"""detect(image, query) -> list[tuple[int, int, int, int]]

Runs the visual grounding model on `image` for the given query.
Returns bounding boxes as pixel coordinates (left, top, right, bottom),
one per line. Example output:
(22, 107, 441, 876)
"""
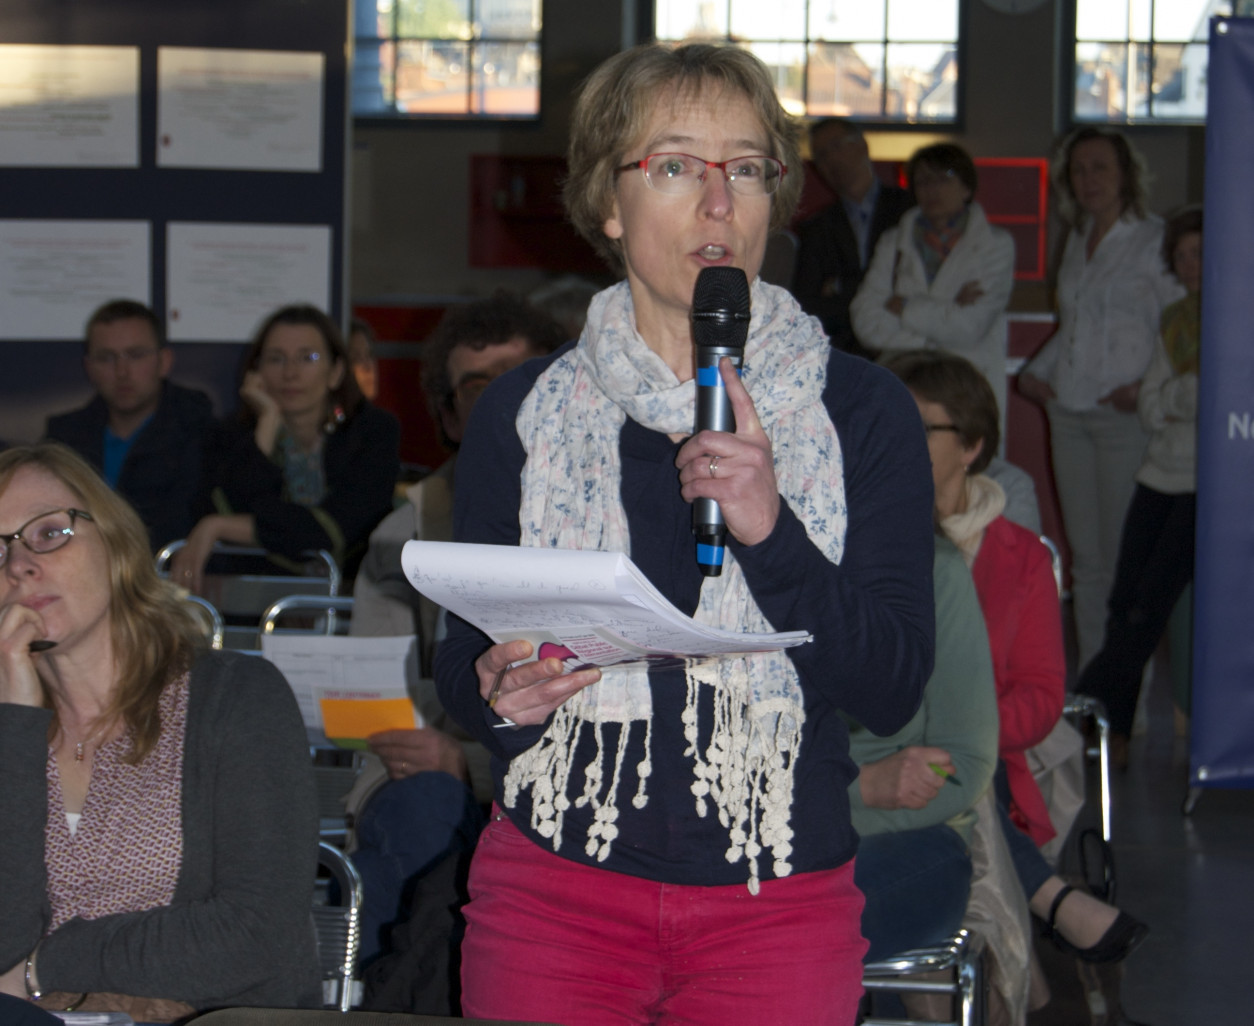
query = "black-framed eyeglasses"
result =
(614, 152, 787, 197)
(0, 508, 94, 569)
(925, 423, 961, 435)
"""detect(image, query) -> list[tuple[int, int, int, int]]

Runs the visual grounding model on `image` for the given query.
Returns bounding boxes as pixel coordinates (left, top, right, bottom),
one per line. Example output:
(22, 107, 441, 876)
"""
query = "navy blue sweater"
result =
(434, 344, 934, 886)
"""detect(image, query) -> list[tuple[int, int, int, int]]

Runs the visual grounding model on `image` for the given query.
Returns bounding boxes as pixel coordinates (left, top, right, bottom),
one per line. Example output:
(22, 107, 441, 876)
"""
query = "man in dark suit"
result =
(792, 118, 914, 356)
(45, 299, 213, 552)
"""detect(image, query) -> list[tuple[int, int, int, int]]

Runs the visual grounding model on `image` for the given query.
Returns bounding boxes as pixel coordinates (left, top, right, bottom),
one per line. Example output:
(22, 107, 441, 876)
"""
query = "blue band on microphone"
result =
(696, 542, 725, 566)
(696, 365, 723, 387)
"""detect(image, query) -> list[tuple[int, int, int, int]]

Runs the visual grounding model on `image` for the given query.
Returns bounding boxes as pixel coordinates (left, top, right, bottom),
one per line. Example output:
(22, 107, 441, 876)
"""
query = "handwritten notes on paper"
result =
(401, 541, 811, 670)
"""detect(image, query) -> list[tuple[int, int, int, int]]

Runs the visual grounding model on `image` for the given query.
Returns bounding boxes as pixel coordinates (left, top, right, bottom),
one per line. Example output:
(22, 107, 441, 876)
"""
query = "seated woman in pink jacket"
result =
(886, 350, 1149, 966)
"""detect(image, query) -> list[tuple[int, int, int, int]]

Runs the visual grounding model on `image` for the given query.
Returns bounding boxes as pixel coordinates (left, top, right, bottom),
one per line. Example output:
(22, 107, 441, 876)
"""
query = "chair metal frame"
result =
(156, 541, 341, 650)
(260, 595, 363, 842)
(259, 593, 356, 641)
(183, 593, 225, 650)
(860, 928, 986, 1026)
(314, 839, 363, 1012)
(156, 541, 341, 593)
(1040, 534, 1112, 842)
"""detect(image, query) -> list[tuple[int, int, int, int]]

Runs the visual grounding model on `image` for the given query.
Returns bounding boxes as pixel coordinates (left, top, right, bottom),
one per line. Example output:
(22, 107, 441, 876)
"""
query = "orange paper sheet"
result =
(319, 696, 416, 745)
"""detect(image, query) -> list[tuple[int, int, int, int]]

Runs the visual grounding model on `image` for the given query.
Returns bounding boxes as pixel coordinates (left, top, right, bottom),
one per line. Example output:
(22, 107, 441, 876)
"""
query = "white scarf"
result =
(505, 279, 845, 893)
(940, 474, 1006, 567)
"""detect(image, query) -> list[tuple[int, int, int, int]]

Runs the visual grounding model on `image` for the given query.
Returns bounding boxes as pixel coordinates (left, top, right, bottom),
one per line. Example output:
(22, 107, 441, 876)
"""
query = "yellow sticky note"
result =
(319, 697, 416, 745)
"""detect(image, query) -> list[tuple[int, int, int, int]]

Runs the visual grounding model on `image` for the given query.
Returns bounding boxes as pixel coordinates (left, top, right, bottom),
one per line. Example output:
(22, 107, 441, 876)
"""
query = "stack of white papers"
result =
(401, 541, 811, 669)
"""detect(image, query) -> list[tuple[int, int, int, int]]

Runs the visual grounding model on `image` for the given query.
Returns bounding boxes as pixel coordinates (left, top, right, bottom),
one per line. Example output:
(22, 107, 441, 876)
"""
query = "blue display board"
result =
(0, 0, 349, 437)
(1190, 16, 1254, 792)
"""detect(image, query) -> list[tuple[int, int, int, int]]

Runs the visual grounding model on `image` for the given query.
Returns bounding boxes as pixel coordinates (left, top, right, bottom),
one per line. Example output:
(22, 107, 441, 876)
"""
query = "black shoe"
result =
(1044, 884, 1149, 964)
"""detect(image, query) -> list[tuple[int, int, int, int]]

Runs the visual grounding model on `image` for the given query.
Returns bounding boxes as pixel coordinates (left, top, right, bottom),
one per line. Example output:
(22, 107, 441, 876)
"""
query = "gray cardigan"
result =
(0, 650, 321, 1010)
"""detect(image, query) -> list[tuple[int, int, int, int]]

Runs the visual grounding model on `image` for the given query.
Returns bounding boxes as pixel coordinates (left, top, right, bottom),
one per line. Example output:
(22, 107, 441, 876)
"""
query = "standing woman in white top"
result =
(1019, 128, 1184, 671)
(850, 143, 1015, 422)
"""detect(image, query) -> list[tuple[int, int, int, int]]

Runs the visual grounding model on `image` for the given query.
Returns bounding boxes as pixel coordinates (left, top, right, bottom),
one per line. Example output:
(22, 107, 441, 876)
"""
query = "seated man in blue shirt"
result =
(44, 299, 212, 552)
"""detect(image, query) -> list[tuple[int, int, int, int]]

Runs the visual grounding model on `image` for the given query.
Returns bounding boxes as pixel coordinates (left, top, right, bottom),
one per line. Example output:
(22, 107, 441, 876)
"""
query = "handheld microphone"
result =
(691, 266, 750, 577)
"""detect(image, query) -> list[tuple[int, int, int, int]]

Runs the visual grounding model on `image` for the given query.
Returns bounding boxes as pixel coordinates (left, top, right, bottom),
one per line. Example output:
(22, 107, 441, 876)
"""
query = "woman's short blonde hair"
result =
(563, 43, 803, 274)
(1051, 126, 1150, 229)
(0, 444, 203, 762)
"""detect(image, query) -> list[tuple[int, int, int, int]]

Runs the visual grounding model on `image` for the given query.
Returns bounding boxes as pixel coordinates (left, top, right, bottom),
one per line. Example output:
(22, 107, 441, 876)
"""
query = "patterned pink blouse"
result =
(44, 674, 190, 932)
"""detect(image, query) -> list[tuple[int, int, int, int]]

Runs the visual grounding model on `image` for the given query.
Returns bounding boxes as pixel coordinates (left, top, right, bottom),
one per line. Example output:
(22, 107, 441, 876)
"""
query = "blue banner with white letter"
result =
(1191, 17, 1254, 790)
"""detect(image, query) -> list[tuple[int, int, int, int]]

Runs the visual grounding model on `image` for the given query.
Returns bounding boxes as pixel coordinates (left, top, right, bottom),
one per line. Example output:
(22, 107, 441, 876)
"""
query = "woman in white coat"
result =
(1018, 128, 1184, 672)
(850, 143, 1015, 421)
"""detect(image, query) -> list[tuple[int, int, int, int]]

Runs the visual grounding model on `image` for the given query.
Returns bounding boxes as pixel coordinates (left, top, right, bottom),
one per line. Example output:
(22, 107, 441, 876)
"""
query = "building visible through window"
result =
(654, 0, 960, 123)
(354, 0, 541, 118)
(1071, 0, 1232, 124)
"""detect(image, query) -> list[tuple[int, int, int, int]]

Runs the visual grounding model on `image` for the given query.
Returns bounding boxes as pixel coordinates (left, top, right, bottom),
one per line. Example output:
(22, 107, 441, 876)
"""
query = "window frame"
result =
(644, 0, 968, 130)
(1061, 0, 1230, 127)
(352, 0, 545, 123)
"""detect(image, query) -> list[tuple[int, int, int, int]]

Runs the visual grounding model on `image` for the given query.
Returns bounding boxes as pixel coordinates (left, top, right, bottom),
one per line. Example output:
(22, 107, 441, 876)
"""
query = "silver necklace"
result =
(66, 719, 110, 762)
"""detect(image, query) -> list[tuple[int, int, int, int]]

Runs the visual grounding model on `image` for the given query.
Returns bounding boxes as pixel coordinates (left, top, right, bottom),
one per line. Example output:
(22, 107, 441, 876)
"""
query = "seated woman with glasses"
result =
(0, 443, 319, 1021)
(885, 350, 1149, 966)
(433, 43, 934, 1026)
(171, 305, 400, 592)
(851, 143, 1015, 421)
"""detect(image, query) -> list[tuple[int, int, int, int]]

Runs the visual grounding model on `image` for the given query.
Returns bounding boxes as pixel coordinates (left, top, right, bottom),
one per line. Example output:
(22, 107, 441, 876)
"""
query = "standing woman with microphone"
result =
(433, 43, 935, 1026)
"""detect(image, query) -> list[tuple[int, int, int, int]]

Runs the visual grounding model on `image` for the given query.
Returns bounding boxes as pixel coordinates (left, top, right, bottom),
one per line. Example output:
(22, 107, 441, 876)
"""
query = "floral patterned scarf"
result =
(503, 278, 845, 892)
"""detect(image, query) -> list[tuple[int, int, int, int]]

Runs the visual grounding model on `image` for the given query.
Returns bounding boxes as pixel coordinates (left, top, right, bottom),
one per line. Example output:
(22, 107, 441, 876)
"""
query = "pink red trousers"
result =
(460, 812, 868, 1026)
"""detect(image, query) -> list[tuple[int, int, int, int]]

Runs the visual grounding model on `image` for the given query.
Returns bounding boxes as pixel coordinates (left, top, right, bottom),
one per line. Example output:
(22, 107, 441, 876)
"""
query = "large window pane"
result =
(806, 42, 884, 116)
(479, 0, 540, 38)
(398, 0, 472, 39)
(886, 0, 957, 45)
(656, 0, 728, 40)
(353, 0, 541, 118)
(473, 41, 540, 115)
(1076, 3, 1132, 41)
(1072, 0, 1230, 124)
(396, 40, 470, 113)
(353, 38, 392, 112)
(809, 1, 886, 44)
(655, 0, 959, 123)
(1156, 1, 1229, 42)
(1073, 42, 1129, 121)
(738, 41, 808, 115)
(731, 0, 807, 41)
(885, 43, 955, 121)
(1150, 42, 1209, 119)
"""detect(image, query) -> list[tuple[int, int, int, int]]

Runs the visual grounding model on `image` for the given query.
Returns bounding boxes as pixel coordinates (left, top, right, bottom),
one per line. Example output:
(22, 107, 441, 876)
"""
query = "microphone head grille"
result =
(692, 267, 751, 349)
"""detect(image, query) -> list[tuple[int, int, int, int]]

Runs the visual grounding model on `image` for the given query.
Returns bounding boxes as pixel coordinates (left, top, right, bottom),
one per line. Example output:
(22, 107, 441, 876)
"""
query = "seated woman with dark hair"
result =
(171, 304, 400, 592)
(886, 349, 1149, 966)
(0, 443, 319, 1021)
(851, 533, 999, 962)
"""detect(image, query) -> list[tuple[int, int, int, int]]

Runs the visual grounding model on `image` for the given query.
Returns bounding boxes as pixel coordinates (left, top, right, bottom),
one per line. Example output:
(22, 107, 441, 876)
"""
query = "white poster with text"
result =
(0, 45, 140, 167)
(156, 47, 324, 172)
(166, 221, 331, 341)
(0, 220, 150, 339)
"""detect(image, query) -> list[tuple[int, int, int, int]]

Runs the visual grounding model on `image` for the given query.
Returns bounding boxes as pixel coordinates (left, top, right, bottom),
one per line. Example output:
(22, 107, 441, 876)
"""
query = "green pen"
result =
(929, 762, 962, 786)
